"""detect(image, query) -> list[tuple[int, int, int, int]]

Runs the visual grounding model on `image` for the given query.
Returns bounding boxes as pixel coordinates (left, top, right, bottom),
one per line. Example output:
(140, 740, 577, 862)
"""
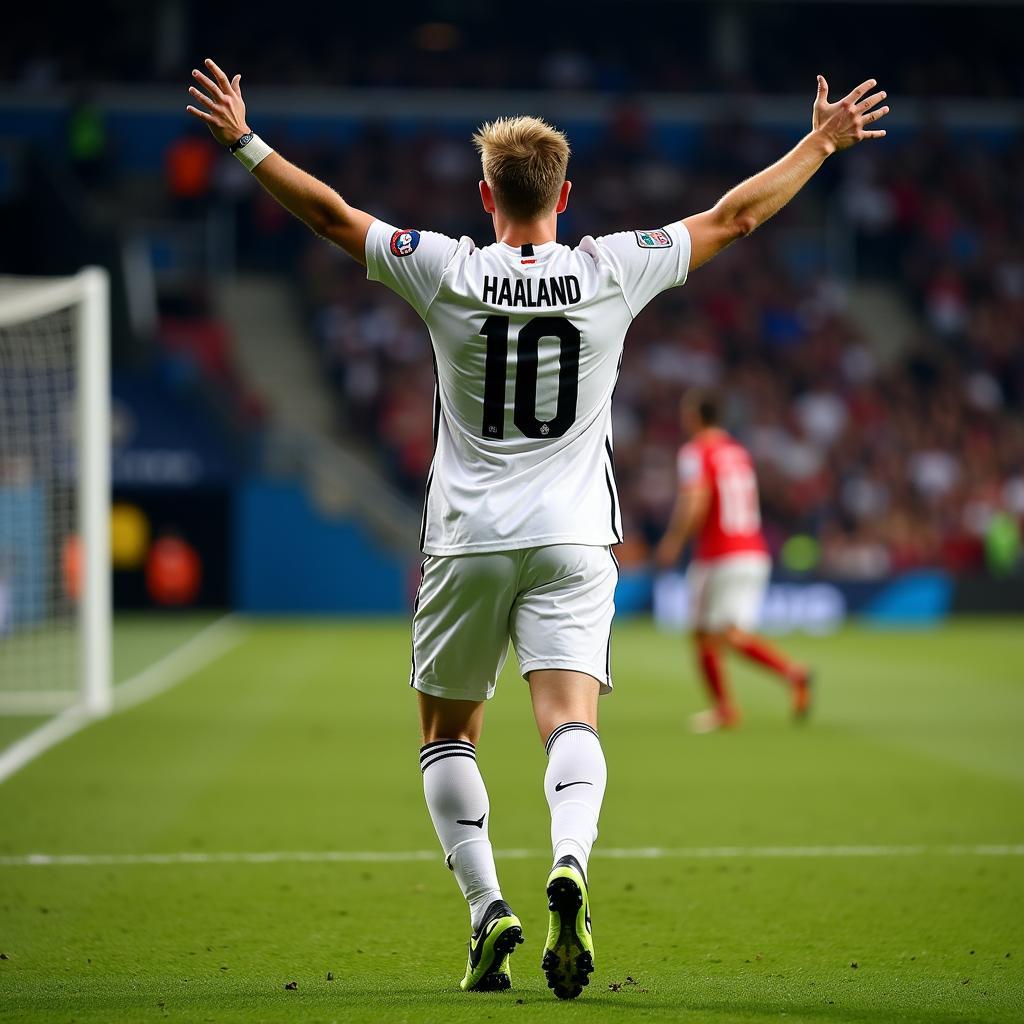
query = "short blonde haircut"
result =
(472, 116, 571, 221)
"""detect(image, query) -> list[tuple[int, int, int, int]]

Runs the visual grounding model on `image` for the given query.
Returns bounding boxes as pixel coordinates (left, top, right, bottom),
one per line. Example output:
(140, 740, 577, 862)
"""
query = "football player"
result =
(656, 390, 813, 732)
(187, 60, 886, 996)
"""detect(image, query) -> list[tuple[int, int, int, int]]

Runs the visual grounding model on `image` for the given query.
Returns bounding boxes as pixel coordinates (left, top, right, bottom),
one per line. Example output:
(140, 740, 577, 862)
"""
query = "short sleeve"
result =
(365, 220, 460, 319)
(677, 444, 706, 488)
(592, 222, 691, 317)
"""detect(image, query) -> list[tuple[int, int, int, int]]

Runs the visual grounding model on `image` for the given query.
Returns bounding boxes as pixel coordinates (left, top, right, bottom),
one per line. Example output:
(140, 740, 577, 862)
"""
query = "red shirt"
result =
(678, 431, 768, 561)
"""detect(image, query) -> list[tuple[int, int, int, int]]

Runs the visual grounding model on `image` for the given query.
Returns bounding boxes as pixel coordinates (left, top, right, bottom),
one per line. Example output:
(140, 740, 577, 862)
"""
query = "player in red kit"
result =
(655, 391, 812, 732)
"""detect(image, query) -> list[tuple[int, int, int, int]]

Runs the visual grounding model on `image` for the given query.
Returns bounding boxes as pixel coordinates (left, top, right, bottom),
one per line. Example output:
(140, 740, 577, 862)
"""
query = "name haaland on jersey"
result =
(366, 219, 692, 556)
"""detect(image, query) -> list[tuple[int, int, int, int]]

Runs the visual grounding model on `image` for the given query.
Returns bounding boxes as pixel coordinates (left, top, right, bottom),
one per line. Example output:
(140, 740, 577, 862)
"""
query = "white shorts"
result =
(411, 544, 618, 702)
(687, 552, 771, 632)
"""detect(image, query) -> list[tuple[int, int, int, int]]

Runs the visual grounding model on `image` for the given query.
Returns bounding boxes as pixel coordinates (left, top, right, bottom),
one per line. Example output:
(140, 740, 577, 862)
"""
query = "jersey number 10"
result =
(479, 315, 580, 440)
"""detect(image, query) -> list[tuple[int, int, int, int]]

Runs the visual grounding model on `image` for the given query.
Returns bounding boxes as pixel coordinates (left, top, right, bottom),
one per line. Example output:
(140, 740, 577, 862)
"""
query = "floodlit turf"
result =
(0, 616, 1022, 1023)
(0, 614, 220, 751)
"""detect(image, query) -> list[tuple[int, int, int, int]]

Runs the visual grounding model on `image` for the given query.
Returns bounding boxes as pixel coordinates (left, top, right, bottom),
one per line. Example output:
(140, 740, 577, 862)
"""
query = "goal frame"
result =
(0, 267, 111, 717)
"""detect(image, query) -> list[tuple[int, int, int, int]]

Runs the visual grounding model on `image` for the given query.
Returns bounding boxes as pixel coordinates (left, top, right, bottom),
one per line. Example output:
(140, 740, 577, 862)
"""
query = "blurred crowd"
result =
(4, 2, 1023, 100)
(271, 116, 1024, 578)
(9, 0, 1023, 581)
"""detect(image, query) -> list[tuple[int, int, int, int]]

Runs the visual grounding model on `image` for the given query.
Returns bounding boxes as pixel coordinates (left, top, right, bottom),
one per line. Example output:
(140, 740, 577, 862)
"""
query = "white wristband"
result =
(231, 133, 273, 172)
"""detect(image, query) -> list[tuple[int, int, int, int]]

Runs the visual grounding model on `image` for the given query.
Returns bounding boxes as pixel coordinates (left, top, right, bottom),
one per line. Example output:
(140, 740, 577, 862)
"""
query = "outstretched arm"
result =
(186, 59, 373, 265)
(682, 76, 889, 271)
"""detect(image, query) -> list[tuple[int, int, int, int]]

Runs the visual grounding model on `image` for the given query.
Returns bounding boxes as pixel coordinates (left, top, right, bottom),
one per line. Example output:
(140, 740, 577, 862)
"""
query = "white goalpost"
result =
(0, 268, 111, 720)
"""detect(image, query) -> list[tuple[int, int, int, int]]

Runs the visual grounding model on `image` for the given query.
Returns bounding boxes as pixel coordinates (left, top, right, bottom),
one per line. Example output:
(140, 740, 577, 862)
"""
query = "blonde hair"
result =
(472, 115, 571, 221)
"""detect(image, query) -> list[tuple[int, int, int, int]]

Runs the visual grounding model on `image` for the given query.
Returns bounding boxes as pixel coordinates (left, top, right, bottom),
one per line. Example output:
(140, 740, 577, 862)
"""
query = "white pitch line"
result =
(0, 707, 94, 788)
(113, 615, 245, 712)
(0, 616, 246, 785)
(1, 844, 1022, 868)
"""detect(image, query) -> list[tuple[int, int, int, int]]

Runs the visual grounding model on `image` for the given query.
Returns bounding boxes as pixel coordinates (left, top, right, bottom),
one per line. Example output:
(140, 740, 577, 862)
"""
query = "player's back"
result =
(424, 238, 630, 555)
(366, 221, 691, 555)
(680, 431, 768, 561)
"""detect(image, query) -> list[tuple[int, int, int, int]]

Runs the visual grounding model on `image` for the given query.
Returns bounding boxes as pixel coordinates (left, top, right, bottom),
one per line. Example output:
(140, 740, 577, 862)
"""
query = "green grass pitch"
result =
(0, 615, 1022, 1023)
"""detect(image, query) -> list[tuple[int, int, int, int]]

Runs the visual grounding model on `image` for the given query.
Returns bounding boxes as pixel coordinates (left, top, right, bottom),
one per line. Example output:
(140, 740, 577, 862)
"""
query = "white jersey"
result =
(365, 220, 691, 555)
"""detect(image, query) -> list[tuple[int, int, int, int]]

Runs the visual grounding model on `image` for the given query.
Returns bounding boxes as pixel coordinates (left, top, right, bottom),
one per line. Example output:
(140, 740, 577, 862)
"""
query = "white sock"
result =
(544, 722, 607, 877)
(420, 739, 502, 928)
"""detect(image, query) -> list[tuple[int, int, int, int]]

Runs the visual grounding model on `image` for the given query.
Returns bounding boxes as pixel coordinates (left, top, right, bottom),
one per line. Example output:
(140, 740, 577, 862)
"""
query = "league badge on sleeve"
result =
(635, 228, 673, 249)
(390, 229, 421, 257)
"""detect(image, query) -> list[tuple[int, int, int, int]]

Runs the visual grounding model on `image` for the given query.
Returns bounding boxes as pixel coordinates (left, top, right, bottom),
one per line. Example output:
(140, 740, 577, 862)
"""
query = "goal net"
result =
(0, 269, 111, 718)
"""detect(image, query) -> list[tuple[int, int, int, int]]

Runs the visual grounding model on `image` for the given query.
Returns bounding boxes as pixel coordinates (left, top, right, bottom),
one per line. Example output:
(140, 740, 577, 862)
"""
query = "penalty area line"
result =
(113, 615, 245, 713)
(1, 844, 1022, 868)
(0, 616, 246, 786)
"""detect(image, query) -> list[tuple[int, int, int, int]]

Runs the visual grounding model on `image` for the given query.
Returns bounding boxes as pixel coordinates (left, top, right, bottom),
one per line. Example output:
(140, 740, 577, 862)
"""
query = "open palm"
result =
(186, 58, 250, 147)
(812, 75, 889, 151)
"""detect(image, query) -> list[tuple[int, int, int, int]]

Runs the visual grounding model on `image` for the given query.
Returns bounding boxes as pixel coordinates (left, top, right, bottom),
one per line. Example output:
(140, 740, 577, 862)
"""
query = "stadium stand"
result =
(2, 3, 1023, 98)
(1, 4, 1021, 585)
(275, 120, 1024, 577)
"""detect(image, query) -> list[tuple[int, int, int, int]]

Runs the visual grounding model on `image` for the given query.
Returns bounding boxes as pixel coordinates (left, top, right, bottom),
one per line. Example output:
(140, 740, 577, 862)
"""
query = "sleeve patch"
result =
(635, 228, 673, 249)
(389, 229, 421, 257)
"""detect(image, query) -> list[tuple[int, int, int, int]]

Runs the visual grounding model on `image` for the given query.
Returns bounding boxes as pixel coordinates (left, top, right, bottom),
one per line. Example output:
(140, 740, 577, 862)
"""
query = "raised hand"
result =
(812, 76, 889, 151)
(185, 58, 250, 147)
